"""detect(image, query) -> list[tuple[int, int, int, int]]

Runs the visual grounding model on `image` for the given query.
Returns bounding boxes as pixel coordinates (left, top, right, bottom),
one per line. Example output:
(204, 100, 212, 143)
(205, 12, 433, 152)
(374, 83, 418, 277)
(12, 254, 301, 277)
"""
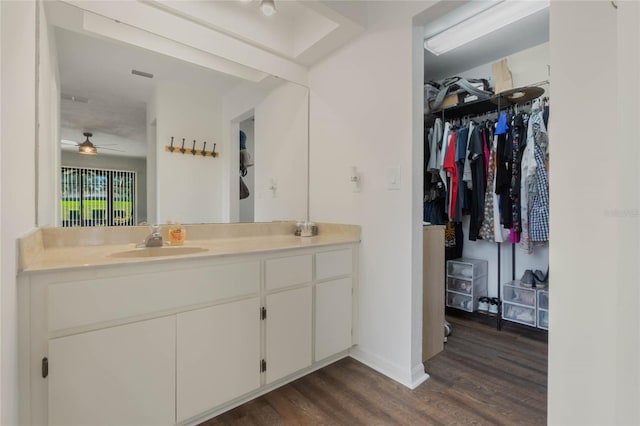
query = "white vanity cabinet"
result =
(19, 244, 358, 426)
(48, 316, 176, 426)
(265, 287, 313, 383)
(176, 297, 261, 423)
(264, 255, 313, 383)
(314, 249, 353, 361)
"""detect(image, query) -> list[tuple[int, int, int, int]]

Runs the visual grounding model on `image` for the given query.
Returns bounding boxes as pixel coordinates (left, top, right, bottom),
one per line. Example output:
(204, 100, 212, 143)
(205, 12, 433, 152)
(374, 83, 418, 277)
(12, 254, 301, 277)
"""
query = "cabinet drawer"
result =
(447, 258, 488, 279)
(538, 290, 549, 310)
(537, 309, 549, 330)
(265, 254, 312, 290)
(503, 303, 536, 327)
(315, 249, 352, 280)
(48, 261, 260, 332)
(446, 292, 473, 312)
(503, 282, 536, 307)
(446, 277, 473, 295)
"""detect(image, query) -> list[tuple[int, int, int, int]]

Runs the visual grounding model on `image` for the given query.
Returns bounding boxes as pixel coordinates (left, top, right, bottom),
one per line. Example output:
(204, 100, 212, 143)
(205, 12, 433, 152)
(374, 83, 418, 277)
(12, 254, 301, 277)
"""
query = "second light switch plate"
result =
(386, 166, 401, 190)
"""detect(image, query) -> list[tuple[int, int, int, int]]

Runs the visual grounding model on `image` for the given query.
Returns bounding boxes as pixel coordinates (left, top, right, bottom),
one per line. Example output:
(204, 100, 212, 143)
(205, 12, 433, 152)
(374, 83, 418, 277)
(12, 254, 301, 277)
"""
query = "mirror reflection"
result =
(47, 7, 309, 227)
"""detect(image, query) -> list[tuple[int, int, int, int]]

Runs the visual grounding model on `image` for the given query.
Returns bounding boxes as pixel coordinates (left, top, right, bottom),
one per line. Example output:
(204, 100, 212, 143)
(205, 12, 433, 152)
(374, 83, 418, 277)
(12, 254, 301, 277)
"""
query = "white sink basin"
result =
(109, 246, 208, 258)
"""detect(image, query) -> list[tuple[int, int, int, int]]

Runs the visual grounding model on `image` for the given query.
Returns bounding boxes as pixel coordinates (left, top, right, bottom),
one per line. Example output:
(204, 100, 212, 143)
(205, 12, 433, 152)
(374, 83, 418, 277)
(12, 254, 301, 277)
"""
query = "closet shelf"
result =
(426, 85, 547, 120)
(426, 98, 497, 119)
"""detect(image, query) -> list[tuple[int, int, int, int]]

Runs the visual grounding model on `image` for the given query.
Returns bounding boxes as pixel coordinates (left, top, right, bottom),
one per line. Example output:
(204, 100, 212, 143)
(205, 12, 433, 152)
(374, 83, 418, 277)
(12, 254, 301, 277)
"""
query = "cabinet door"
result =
(48, 316, 175, 426)
(315, 278, 352, 361)
(176, 297, 260, 422)
(265, 287, 312, 384)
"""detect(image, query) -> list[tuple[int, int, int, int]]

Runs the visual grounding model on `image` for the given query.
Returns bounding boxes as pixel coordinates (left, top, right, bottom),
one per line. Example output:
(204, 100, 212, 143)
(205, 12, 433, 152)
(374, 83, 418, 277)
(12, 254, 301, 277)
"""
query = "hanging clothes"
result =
(443, 131, 458, 220)
(479, 125, 497, 242)
(423, 119, 447, 225)
(444, 220, 464, 260)
(438, 122, 451, 191)
(454, 126, 470, 221)
(494, 112, 511, 230)
(520, 103, 545, 252)
(468, 124, 486, 241)
(508, 113, 527, 243)
(462, 121, 475, 189)
(427, 118, 443, 173)
(529, 140, 550, 241)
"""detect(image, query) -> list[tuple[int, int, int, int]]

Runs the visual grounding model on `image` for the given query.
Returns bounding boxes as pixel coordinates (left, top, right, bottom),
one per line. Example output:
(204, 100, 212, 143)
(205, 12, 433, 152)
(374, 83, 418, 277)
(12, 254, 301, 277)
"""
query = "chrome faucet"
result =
(143, 225, 164, 247)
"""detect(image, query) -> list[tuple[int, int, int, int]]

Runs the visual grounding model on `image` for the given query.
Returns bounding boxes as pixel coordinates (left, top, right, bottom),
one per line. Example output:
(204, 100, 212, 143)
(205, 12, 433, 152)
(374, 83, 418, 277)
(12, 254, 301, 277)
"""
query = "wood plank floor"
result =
(202, 316, 548, 425)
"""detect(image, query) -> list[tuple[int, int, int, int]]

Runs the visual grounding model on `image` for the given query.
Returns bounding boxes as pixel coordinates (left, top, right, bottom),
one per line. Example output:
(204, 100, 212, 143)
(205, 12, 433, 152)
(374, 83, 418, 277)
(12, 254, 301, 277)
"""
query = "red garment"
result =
(443, 131, 458, 220)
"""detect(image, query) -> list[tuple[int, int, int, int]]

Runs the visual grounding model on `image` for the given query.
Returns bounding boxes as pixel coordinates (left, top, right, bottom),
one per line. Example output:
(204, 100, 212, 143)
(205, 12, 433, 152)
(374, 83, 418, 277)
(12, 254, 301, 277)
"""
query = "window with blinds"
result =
(61, 166, 137, 227)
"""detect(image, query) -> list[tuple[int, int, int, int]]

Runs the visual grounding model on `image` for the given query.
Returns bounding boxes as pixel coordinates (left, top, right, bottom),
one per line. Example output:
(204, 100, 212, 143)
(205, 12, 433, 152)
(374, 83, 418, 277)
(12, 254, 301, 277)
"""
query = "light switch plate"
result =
(386, 166, 401, 190)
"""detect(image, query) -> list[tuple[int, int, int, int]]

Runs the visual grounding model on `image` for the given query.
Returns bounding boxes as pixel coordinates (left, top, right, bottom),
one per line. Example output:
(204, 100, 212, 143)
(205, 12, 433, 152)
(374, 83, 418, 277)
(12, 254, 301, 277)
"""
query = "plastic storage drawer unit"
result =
(537, 289, 549, 330)
(446, 258, 488, 313)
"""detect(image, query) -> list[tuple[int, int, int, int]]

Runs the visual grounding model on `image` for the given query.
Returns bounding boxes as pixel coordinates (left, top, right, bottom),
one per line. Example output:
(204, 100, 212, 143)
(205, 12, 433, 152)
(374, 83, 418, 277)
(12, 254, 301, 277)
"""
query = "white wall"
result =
(455, 42, 550, 90)
(1, 2, 37, 425)
(147, 90, 158, 224)
(155, 80, 223, 224)
(253, 83, 308, 223)
(309, 1, 434, 388)
(221, 81, 309, 224)
(239, 119, 255, 223)
(221, 83, 267, 223)
(548, 1, 639, 425)
(614, 2, 640, 422)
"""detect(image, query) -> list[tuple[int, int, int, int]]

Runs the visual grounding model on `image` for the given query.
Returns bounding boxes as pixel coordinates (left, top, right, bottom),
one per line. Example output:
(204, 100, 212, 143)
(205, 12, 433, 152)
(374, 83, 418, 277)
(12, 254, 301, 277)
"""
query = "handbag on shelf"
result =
(425, 76, 493, 112)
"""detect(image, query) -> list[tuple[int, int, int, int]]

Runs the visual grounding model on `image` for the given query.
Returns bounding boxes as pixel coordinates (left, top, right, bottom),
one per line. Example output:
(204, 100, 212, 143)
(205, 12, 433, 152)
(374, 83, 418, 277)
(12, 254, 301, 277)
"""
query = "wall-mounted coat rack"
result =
(165, 137, 218, 158)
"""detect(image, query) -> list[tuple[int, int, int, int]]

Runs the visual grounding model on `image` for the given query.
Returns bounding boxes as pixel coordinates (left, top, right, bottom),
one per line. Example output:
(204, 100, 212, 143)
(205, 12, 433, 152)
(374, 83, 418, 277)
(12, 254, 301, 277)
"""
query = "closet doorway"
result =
(421, 0, 551, 387)
(239, 116, 255, 223)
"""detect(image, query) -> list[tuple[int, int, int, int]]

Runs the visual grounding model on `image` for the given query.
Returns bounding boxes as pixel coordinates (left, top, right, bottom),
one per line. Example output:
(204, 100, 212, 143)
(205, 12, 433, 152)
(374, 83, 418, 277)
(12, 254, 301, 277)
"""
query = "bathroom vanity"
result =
(18, 223, 360, 426)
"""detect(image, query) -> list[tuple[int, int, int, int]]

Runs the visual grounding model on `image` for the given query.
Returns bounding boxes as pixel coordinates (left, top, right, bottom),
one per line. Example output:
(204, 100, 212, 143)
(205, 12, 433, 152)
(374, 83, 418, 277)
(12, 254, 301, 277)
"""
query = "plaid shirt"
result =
(529, 143, 549, 242)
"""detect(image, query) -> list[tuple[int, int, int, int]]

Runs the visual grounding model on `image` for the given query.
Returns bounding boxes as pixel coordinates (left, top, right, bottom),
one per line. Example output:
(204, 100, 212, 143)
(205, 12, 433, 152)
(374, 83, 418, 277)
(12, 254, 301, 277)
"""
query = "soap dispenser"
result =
(168, 220, 186, 246)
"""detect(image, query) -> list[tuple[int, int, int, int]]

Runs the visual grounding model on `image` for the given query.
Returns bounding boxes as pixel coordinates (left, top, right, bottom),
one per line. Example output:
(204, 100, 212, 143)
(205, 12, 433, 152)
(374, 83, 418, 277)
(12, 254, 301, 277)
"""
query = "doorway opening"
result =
(239, 116, 255, 222)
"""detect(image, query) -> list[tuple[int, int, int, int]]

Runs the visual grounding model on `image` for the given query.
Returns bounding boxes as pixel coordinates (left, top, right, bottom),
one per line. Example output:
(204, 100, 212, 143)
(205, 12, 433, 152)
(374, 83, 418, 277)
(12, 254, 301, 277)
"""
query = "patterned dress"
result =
(479, 135, 497, 242)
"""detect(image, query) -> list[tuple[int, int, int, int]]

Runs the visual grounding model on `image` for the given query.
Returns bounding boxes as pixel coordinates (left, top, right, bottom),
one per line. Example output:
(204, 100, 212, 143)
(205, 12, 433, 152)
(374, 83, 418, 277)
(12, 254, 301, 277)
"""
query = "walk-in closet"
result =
(421, 1, 550, 358)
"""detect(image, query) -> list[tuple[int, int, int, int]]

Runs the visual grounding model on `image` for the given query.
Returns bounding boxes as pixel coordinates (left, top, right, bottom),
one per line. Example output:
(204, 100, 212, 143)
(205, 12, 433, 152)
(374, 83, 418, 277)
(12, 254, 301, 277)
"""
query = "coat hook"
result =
(201, 141, 207, 156)
(611, 1, 618, 9)
(212, 143, 217, 157)
(180, 138, 186, 154)
(169, 136, 175, 152)
(192, 139, 197, 155)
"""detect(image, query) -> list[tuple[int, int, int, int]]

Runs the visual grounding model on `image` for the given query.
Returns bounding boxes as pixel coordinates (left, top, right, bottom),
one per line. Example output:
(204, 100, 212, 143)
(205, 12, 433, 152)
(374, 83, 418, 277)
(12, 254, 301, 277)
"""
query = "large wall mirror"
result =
(39, 0, 309, 227)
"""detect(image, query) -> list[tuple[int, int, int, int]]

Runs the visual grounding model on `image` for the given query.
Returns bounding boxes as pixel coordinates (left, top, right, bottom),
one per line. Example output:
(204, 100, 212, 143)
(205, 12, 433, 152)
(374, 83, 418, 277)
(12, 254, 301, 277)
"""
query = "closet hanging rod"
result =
(445, 100, 539, 123)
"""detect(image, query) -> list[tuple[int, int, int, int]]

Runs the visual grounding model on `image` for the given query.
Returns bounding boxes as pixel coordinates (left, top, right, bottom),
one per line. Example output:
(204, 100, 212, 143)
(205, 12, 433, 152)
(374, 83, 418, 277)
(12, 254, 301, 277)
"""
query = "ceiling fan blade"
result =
(98, 146, 127, 153)
(61, 141, 79, 146)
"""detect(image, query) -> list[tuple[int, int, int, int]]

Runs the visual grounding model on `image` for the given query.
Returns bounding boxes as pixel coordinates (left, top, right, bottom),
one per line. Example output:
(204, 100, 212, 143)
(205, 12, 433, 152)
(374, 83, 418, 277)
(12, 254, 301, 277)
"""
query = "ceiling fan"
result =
(61, 132, 125, 155)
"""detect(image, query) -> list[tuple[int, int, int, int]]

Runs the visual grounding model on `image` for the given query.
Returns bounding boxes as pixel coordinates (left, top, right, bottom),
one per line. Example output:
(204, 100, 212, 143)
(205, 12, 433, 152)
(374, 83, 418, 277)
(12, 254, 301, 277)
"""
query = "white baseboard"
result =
(349, 346, 429, 389)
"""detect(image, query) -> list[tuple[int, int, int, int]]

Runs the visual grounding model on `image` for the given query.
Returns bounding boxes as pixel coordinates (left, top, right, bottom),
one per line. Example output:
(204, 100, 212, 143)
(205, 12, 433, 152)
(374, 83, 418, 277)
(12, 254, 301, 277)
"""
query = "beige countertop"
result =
(19, 222, 360, 274)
